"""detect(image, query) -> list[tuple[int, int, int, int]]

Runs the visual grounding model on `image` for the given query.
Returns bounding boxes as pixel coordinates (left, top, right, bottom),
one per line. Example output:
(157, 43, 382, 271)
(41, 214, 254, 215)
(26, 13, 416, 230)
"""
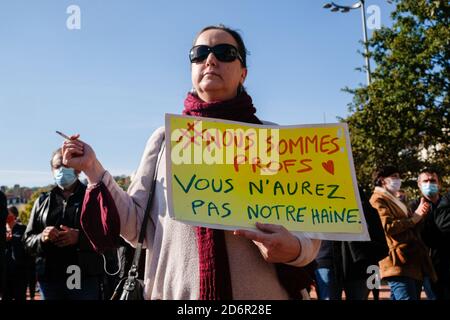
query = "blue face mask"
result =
(420, 183, 439, 197)
(53, 167, 77, 189)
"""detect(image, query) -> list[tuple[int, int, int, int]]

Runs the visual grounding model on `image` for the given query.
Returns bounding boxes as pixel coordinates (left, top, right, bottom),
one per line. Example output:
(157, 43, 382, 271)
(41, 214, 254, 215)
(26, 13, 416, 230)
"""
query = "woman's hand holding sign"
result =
(234, 222, 301, 263)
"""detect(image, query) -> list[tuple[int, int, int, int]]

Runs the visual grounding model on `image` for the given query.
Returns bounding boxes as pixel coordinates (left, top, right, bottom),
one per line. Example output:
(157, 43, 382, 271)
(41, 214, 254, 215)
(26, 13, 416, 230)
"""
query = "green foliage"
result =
(114, 175, 131, 191)
(18, 206, 29, 225)
(343, 0, 449, 193)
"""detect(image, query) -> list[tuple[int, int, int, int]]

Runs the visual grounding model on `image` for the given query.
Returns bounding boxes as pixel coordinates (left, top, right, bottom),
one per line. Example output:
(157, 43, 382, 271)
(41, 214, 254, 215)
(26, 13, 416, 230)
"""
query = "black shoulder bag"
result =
(111, 141, 165, 300)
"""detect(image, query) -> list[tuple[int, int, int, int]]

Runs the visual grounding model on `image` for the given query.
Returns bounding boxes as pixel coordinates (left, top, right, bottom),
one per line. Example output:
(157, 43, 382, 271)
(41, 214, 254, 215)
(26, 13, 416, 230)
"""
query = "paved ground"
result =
(308, 284, 428, 300)
(27, 284, 428, 300)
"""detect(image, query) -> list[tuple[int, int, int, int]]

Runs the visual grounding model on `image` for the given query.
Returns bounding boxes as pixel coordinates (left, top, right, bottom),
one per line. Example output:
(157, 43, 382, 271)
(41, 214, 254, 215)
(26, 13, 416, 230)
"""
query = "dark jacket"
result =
(6, 223, 27, 274)
(315, 188, 388, 282)
(0, 191, 7, 296)
(411, 192, 450, 298)
(23, 181, 103, 280)
(340, 189, 388, 281)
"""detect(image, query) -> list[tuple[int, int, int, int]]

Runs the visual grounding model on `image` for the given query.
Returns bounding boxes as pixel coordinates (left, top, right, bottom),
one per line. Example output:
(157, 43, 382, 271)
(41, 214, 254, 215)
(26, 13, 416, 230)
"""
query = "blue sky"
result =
(0, 0, 395, 188)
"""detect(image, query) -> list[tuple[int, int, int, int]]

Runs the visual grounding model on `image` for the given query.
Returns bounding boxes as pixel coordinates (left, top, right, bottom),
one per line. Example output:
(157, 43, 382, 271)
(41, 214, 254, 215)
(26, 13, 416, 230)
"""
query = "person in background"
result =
(314, 188, 388, 300)
(4, 206, 27, 300)
(370, 165, 436, 300)
(0, 191, 9, 299)
(23, 148, 104, 300)
(6, 206, 38, 300)
(410, 168, 450, 299)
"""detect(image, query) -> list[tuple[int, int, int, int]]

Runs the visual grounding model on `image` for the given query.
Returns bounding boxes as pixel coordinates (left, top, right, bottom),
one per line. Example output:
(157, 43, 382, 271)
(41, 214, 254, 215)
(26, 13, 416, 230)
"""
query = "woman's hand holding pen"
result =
(60, 133, 106, 185)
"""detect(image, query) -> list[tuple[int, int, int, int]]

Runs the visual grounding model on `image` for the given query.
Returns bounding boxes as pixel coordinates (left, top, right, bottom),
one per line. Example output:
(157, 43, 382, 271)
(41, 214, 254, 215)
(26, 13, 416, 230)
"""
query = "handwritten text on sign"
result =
(165, 114, 369, 241)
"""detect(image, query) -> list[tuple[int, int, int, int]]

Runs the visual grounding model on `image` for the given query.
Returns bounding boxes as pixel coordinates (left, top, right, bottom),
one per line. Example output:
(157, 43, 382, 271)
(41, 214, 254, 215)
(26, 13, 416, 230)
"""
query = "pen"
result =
(56, 130, 71, 140)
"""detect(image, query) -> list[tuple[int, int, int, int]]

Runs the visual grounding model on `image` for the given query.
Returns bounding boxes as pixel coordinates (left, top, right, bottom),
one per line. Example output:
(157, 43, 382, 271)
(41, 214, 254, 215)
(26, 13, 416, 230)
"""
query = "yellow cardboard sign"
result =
(165, 114, 369, 241)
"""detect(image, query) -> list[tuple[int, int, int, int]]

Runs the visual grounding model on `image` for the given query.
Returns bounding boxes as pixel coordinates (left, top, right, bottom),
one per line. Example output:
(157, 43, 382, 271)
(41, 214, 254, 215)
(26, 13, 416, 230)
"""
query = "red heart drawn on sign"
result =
(322, 160, 335, 175)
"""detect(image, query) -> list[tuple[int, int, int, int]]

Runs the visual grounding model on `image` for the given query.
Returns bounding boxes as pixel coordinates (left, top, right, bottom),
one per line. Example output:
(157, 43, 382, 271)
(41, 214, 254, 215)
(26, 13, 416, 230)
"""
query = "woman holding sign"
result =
(61, 25, 321, 299)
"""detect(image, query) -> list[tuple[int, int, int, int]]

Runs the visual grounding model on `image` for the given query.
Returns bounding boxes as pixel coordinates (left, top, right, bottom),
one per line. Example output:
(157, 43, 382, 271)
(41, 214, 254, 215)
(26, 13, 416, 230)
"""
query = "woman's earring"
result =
(237, 84, 244, 95)
(190, 88, 197, 95)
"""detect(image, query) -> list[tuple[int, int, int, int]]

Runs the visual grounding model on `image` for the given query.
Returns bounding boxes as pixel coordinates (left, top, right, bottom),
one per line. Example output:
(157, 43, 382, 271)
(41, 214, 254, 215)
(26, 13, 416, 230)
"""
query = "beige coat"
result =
(370, 187, 436, 282)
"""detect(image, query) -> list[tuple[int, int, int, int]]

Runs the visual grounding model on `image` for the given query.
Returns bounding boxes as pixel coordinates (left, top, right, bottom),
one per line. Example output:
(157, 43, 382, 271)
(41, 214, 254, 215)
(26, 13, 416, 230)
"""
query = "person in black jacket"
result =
(315, 187, 388, 300)
(0, 191, 8, 299)
(410, 168, 450, 299)
(4, 206, 28, 300)
(7, 206, 38, 300)
(24, 148, 104, 300)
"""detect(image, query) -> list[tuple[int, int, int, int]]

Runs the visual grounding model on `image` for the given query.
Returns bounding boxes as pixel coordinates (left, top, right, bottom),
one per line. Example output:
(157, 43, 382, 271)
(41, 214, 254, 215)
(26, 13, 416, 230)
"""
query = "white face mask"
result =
(385, 178, 402, 193)
(53, 167, 77, 189)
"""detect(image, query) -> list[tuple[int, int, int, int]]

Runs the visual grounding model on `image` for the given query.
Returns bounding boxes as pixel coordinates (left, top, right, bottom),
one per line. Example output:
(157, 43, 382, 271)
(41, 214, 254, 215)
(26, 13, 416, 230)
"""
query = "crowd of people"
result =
(0, 149, 140, 300)
(314, 166, 449, 300)
(1, 25, 449, 300)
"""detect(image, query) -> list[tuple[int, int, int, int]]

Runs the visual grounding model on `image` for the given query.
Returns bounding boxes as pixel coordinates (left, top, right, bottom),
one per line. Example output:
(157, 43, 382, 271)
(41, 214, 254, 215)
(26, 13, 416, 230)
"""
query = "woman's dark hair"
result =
(372, 165, 400, 187)
(193, 24, 248, 68)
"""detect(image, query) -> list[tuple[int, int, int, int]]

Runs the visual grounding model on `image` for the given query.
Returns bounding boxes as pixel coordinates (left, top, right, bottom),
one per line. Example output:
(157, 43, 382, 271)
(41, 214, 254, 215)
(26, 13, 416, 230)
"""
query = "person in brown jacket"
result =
(369, 165, 437, 300)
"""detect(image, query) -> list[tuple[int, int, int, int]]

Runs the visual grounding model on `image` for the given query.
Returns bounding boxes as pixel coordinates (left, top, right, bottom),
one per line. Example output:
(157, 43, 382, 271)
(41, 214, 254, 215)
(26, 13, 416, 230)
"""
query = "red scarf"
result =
(183, 92, 315, 300)
(183, 91, 262, 125)
(184, 91, 261, 300)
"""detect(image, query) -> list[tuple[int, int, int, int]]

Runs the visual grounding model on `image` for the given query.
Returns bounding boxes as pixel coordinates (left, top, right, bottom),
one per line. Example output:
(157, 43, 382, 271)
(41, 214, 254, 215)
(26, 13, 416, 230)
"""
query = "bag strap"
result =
(127, 138, 165, 279)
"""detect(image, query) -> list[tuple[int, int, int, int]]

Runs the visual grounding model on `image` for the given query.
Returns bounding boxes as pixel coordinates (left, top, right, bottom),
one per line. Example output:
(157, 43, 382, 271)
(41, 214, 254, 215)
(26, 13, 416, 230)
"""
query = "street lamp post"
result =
(323, 1, 372, 85)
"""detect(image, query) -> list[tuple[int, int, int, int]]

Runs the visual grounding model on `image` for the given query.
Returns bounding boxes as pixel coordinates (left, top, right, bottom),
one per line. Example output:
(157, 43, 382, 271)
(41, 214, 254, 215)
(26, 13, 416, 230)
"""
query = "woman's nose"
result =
(205, 52, 218, 66)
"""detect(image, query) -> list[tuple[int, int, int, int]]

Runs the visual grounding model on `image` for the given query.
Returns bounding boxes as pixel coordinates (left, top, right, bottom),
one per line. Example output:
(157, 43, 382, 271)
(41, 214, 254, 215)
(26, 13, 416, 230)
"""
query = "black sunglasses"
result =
(189, 44, 243, 64)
